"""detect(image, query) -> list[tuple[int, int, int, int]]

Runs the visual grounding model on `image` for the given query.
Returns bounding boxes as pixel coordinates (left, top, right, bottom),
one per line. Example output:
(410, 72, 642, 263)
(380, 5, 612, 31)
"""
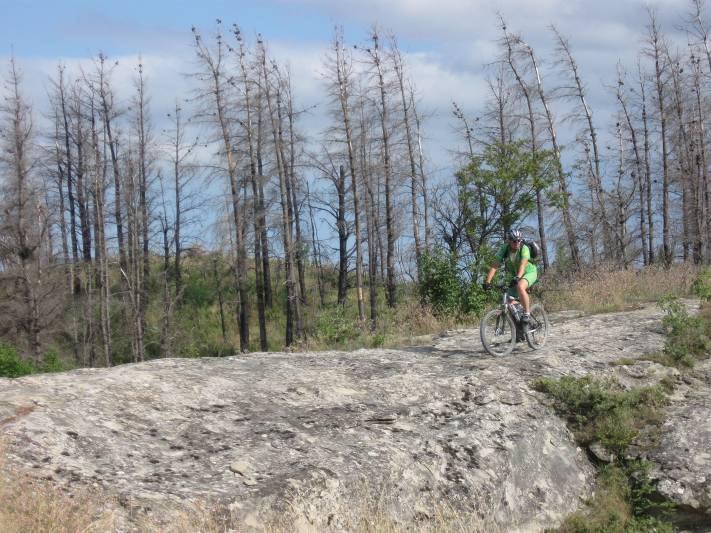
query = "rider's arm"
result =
(485, 262, 500, 284)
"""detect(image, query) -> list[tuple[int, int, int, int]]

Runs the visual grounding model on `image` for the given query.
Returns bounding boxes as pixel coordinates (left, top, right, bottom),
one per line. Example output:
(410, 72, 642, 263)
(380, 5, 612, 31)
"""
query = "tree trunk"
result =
(523, 41, 581, 269)
(260, 46, 302, 345)
(647, 13, 672, 265)
(235, 35, 268, 350)
(337, 165, 348, 305)
(391, 38, 423, 278)
(333, 30, 366, 320)
(369, 30, 397, 307)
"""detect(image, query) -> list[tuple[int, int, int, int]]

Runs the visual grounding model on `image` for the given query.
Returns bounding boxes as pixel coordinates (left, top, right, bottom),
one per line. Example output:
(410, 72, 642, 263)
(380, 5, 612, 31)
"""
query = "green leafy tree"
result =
(455, 140, 555, 261)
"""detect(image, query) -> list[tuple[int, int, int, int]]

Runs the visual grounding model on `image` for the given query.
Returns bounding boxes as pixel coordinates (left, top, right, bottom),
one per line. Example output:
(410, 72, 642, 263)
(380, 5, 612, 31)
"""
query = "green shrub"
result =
(38, 349, 67, 373)
(371, 333, 385, 348)
(0, 344, 35, 378)
(532, 376, 666, 456)
(536, 376, 675, 531)
(419, 251, 492, 317)
(315, 306, 360, 345)
(460, 280, 489, 316)
(557, 463, 674, 533)
(659, 296, 710, 367)
(692, 267, 711, 302)
(419, 251, 462, 316)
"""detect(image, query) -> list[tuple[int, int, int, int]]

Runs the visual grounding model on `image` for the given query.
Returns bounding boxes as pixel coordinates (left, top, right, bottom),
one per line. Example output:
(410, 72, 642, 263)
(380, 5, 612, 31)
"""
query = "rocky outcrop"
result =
(648, 357, 711, 528)
(0, 302, 708, 531)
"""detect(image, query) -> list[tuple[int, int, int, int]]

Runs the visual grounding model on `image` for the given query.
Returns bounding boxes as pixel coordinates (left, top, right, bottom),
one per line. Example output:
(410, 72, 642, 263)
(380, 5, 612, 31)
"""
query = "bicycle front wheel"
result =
(480, 308, 517, 356)
(525, 303, 549, 349)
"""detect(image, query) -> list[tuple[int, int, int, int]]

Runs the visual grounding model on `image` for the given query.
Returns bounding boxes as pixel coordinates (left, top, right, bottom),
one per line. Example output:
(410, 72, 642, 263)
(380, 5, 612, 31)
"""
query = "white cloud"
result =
(1, 0, 696, 189)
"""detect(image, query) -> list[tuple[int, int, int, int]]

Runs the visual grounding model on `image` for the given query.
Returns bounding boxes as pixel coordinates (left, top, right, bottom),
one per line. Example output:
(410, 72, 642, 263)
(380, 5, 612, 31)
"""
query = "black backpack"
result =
(505, 239, 540, 262)
(522, 239, 541, 261)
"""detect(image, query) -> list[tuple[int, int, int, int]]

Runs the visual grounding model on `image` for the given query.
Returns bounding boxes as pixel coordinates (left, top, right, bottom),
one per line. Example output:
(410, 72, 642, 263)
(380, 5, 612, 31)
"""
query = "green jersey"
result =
(495, 244, 537, 278)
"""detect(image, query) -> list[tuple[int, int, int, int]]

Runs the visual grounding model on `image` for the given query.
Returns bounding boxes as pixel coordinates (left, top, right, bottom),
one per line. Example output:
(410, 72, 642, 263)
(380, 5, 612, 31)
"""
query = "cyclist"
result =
(482, 229, 537, 323)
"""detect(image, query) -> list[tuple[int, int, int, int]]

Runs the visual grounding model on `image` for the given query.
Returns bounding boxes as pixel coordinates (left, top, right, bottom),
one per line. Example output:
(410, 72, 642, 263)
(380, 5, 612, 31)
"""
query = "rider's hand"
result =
(509, 276, 520, 287)
(482, 282, 491, 291)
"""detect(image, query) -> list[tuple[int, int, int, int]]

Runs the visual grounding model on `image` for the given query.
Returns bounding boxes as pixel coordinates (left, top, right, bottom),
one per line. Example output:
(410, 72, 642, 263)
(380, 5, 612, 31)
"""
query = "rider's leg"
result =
(517, 279, 530, 314)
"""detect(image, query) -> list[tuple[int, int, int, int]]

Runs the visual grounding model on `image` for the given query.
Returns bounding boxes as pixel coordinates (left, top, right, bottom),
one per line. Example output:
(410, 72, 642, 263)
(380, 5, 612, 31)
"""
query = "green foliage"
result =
(456, 140, 556, 236)
(37, 349, 67, 373)
(557, 463, 675, 533)
(419, 251, 461, 316)
(532, 376, 666, 456)
(659, 296, 710, 367)
(536, 376, 675, 532)
(692, 267, 711, 302)
(315, 306, 361, 345)
(182, 275, 217, 308)
(419, 251, 492, 318)
(0, 343, 35, 378)
(371, 333, 385, 348)
(460, 281, 490, 316)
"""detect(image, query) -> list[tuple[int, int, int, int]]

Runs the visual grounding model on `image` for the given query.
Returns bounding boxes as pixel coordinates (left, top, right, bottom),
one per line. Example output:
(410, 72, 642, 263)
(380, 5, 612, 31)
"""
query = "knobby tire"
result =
(480, 307, 516, 357)
(525, 303, 549, 349)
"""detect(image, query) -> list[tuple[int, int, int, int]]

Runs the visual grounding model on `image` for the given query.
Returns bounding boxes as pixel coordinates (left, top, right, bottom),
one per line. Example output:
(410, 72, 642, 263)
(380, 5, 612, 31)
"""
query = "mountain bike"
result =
(479, 285, 549, 356)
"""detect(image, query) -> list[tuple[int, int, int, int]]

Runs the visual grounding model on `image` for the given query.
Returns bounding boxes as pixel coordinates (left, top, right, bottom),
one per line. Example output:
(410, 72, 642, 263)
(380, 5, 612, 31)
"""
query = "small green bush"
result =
(371, 333, 385, 348)
(557, 463, 674, 533)
(532, 376, 666, 456)
(536, 376, 675, 531)
(38, 349, 67, 373)
(692, 267, 711, 302)
(0, 344, 35, 378)
(659, 296, 710, 367)
(419, 251, 462, 316)
(315, 306, 360, 345)
(419, 251, 492, 317)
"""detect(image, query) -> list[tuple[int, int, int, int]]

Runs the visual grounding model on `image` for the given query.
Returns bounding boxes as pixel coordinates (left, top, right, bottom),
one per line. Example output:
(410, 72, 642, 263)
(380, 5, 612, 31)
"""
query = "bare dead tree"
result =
(365, 28, 397, 306)
(616, 65, 649, 265)
(518, 36, 581, 268)
(254, 52, 274, 310)
(192, 25, 250, 351)
(258, 40, 303, 345)
(689, 52, 709, 262)
(553, 27, 612, 260)
(326, 27, 366, 320)
(0, 58, 46, 361)
(410, 88, 431, 251)
(70, 83, 92, 263)
(499, 17, 550, 269)
(283, 69, 308, 306)
(234, 28, 268, 350)
(92, 54, 127, 270)
(305, 182, 326, 306)
(390, 35, 424, 278)
(646, 10, 673, 265)
(357, 84, 379, 327)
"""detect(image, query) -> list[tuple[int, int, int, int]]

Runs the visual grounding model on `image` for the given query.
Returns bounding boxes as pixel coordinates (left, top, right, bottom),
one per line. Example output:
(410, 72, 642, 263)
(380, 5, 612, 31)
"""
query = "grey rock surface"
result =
(648, 357, 711, 524)
(0, 302, 708, 530)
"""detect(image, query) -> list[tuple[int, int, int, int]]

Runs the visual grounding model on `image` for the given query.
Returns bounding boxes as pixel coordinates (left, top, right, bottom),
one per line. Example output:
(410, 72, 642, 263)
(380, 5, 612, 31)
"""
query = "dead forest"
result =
(1, 4, 710, 367)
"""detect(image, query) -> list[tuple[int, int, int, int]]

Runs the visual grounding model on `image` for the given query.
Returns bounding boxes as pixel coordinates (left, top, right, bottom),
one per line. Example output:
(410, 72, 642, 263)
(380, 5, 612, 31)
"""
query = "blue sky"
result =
(3, 0, 365, 57)
(1, 0, 690, 251)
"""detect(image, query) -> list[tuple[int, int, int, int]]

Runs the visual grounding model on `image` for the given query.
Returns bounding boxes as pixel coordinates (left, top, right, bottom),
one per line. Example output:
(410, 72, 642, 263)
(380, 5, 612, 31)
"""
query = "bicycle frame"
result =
(481, 285, 548, 355)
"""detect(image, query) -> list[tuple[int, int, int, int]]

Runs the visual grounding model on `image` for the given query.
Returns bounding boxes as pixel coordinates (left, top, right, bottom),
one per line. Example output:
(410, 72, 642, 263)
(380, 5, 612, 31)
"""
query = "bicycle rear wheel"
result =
(525, 303, 549, 349)
(480, 308, 517, 356)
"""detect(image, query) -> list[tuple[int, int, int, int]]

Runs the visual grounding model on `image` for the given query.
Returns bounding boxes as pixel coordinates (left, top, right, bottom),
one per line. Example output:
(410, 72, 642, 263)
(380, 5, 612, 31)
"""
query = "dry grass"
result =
(539, 263, 699, 314)
(0, 453, 505, 533)
(261, 476, 503, 533)
(0, 451, 118, 532)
